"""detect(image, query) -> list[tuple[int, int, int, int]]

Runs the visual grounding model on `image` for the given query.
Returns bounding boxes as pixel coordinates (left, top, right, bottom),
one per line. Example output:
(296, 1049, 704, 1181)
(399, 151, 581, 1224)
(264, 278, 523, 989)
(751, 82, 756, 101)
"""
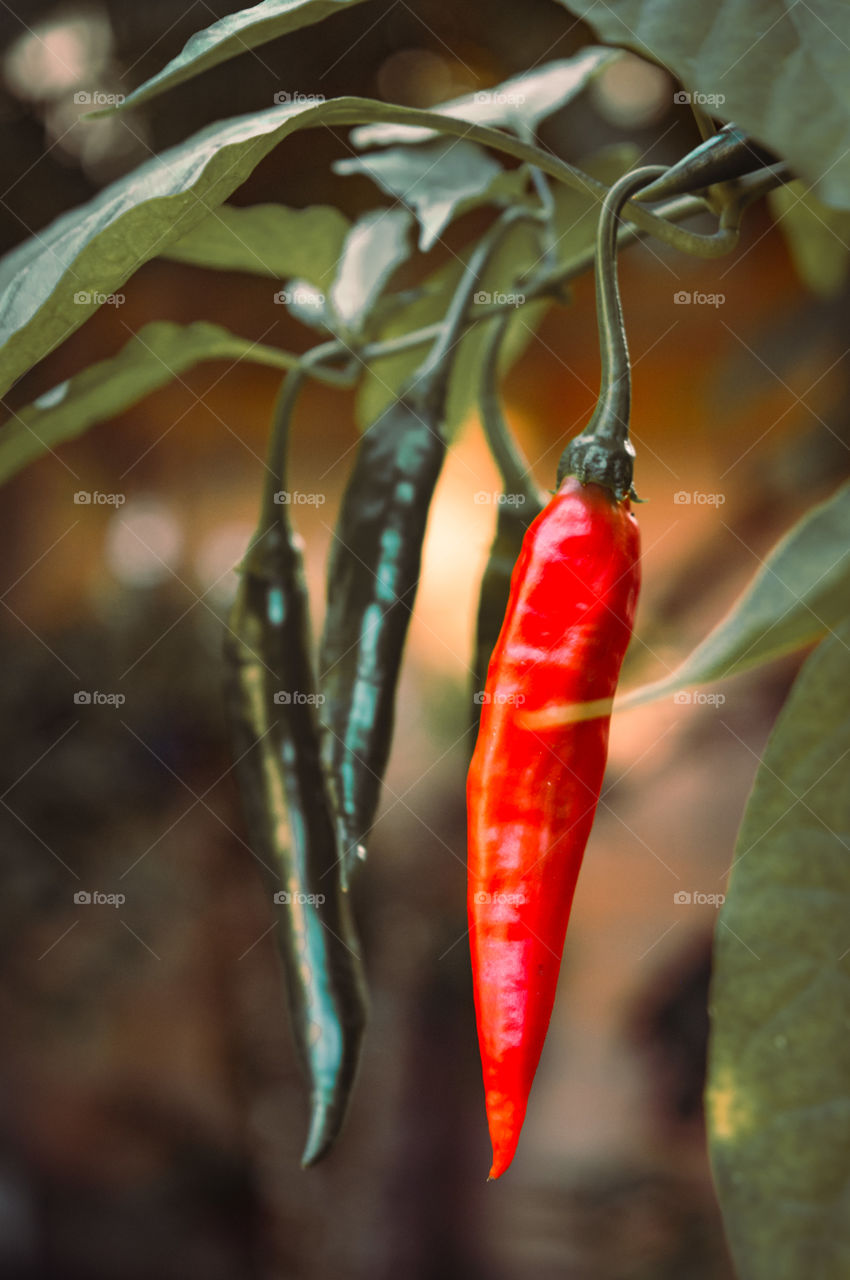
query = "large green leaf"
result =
(707, 618, 850, 1280)
(335, 140, 531, 251)
(557, 1, 850, 208)
(0, 321, 298, 484)
(160, 202, 350, 283)
(102, 0, 374, 114)
(619, 480, 850, 709)
(349, 49, 617, 148)
(0, 95, 622, 400)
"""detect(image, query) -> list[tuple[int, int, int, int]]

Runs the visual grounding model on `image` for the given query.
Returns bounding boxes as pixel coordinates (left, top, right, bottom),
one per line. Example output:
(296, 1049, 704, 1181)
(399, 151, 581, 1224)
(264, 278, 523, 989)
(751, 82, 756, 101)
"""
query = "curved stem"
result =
(298, 170, 789, 403)
(258, 339, 343, 535)
(478, 312, 546, 506)
(557, 164, 668, 498)
(410, 205, 543, 417)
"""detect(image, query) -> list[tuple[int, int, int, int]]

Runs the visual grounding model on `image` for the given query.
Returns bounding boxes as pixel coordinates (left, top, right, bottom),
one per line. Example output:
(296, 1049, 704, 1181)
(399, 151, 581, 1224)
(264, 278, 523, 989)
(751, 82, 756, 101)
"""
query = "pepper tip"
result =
(300, 1098, 337, 1168)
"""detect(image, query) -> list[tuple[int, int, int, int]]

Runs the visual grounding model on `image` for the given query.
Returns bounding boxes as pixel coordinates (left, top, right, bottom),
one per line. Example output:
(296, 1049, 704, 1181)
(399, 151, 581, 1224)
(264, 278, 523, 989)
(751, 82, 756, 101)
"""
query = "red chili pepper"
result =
(466, 476, 640, 1178)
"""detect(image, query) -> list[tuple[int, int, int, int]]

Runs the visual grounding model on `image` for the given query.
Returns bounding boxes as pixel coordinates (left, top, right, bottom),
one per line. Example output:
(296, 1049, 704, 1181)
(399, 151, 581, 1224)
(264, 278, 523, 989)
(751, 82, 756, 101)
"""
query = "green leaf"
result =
(102, 0, 374, 115)
(0, 94, 619, 399)
(0, 320, 298, 484)
(334, 140, 530, 252)
(354, 144, 638, 432)
(349, 48, 617, 148)
(556, 0, 850, 209)
(768, 181, 850, 299)
(329, 207, 414, 329)
(160, 202, 350, 284)
(619, 480, 850, 710)
(707, 618, 850, 1280)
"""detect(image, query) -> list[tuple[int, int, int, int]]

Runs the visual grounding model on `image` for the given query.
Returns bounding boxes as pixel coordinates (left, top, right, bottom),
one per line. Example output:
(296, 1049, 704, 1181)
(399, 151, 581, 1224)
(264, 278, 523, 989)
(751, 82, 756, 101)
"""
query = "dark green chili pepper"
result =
(319, 393, 445, 876)
(471, 313, 546, 720)
(318, 210, 539, 882)
(635, 123, 781, 203)
(223, 366, 367, 1167)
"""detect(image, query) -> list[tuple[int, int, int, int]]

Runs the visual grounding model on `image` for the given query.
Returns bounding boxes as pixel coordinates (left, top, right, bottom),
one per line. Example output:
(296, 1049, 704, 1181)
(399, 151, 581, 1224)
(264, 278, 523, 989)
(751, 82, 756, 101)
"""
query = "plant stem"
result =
(478, 312, 546, 507)
(557, 165, 668, 498)
(259, 339, 343, 535)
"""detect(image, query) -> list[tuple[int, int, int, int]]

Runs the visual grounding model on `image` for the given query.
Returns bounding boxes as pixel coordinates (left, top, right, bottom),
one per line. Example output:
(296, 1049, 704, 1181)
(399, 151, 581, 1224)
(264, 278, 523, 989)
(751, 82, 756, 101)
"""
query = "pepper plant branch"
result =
(273, 165, 791, 419)
(333, 191, 734, 371)
(310, 100, 742, 257)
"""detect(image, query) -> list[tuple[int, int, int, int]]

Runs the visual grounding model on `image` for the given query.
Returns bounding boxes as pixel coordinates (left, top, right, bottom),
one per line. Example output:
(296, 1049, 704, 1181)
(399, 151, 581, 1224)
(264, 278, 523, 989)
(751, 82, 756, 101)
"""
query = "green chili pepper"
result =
(319, 393, 445, 876)
(472, 314, 547, 719)
(223, 366, 367, 1166)
(634, 123, 781, 203)
(319, 210, 539, 882)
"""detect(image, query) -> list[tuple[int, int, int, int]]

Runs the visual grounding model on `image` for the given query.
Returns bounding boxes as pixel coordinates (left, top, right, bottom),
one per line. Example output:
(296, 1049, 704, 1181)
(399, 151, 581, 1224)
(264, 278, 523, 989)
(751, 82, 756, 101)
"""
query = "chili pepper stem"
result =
(558, 165, 668, 500)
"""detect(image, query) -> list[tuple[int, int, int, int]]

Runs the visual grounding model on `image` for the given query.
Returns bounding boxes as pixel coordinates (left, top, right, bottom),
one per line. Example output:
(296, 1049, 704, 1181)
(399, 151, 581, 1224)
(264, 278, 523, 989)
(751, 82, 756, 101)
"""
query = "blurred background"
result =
(1, 2, 849, 1277)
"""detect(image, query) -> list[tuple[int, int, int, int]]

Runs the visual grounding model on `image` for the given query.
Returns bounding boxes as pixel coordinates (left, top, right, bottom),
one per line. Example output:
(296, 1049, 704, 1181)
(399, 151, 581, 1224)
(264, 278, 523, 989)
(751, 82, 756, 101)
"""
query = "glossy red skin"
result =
(467, 477, 640, 1179)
